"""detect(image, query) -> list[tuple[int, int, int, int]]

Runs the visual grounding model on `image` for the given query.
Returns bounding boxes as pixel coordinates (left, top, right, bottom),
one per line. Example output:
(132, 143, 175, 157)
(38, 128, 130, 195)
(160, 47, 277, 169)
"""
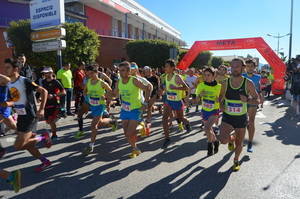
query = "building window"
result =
(112, 18, 118, 37)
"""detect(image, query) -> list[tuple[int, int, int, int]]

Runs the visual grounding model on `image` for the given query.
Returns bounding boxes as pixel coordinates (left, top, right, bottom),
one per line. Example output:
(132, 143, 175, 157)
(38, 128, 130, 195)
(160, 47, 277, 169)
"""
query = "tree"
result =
(178, 49, 188, 62)
(210, 56, 224, 68)
(126, 40, 179, 67)
(7, 20, 100, 70)
(190, 51, 212, 68)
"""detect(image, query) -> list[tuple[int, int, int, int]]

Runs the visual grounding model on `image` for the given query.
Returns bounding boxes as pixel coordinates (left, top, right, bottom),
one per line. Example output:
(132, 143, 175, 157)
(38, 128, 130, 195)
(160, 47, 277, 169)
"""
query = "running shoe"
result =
(185, 108, 190, 114)
(51, 135, 58, 140)
(74, 131, 84, 139)
(35, 160, 51, 173)
(185, 124, 192, 132)
(42, 132, 52, 148)
(9, 170, 21, 193)
(162, 138, 171, 149)
(82, 146, 93, 156)
(207, 143, 213, 156)
(129, 149, 141, 158)
(178, 122, 184, 131)
(232, 160, 240, 172)
(247, 142, 254, 153)
(214, 141, 220, 154)
(228, 142, 235, 151)
(111, 120, 118, 132)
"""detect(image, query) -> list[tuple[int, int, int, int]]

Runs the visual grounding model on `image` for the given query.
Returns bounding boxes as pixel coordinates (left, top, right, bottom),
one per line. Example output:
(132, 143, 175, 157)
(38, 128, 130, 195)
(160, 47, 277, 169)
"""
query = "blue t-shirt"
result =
(243, 73, 261, 92)
(0, 86, 10, 103)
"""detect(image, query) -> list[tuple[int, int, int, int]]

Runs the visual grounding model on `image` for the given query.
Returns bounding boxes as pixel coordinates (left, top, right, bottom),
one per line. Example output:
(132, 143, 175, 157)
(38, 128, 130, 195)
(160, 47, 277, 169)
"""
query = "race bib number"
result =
(203, 99, 215, 110)
(89, 97, 100, 106)
(226, 103, 243, 114)
(14, 104, 27, 115)
(167, 92, 177, 101)
(122, 101, 131, 111)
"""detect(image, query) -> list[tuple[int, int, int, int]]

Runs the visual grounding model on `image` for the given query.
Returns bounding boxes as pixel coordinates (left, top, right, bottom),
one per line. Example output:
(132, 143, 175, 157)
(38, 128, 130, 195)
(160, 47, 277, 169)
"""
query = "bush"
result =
(7, 20, 100, 70)
(126, 40, 179, 68)
(210, 56, 224, 68)
(190, 51, 212, 68)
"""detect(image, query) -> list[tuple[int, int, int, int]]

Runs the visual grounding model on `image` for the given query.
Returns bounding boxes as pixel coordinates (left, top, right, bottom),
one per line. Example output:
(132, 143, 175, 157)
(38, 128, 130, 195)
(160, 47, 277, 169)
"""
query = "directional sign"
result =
(32, 40, 66, 52)
(31, 28, 66, 41)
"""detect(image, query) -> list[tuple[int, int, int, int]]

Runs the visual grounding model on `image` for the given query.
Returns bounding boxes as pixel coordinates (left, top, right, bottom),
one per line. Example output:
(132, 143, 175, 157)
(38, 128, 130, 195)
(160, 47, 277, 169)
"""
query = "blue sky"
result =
(136, 0, 300, 64)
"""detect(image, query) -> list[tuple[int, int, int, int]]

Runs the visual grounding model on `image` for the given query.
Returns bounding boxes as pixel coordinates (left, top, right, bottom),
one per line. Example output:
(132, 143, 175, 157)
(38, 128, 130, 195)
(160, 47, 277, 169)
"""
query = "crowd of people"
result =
(0, 54, 275, 193)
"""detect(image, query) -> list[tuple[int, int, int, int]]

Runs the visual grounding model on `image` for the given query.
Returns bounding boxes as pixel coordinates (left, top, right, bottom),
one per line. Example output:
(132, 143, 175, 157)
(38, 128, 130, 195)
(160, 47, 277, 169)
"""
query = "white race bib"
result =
(226, 103, 243, 114)
(122, 101, 131, 111)
(89, 97, 100, 106)
(167, 92, 177, 101)
(14, 104, 27, 115)
(203, 100, 214, 110)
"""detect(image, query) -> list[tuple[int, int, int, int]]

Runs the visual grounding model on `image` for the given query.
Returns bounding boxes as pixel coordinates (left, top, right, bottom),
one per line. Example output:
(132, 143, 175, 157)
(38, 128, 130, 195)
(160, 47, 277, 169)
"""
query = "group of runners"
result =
(0, 56, 267, 193)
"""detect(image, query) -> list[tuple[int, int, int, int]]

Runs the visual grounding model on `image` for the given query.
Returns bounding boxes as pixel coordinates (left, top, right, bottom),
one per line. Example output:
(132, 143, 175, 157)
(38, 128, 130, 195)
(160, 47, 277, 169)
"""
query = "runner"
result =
(114, 61, 152, 158)
(76, 65, 115, 139)
(81, 65, 116, 155)
(243, 59, 262, 153)
(0, 73, 17, 132)
(195, 67, 221, 156)
(143, 66, 160, 124)
(260, 71, 270, 108)
(73, 61, 86, 114)
(41, 67, 66, 140)
(185, 69, 198, 113)
(216, 65, 229, 83)
(218, 58, 259, 171)
(162, 59, 191, 148)
(4, 58, 52, 172)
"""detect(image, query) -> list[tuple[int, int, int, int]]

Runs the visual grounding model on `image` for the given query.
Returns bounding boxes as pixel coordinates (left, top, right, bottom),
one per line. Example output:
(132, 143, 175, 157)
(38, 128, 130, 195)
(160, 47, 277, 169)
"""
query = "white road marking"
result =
(256, 112, 266, 119)
(263, 101, 270, 106)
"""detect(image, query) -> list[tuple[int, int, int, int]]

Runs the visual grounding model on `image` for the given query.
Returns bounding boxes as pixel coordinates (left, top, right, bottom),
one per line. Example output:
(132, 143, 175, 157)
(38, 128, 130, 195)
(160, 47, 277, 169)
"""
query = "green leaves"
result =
(7, 21, 100, 71)
(126, 39, 179, 68)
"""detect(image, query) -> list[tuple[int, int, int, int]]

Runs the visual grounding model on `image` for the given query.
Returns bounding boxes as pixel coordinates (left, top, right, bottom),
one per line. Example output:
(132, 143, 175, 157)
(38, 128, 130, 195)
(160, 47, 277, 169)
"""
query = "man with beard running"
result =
(218, 58, 259, 171)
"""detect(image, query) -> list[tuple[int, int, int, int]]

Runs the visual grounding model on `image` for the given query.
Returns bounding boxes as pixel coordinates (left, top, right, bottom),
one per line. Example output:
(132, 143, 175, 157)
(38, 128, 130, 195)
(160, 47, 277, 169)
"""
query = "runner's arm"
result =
(0, 74, 10, 86)
(100, 72, 112, 86)
(133, 78, 153, 103)
(36, 86, 48, 115)
(246, 80, 259, 105)
(101, 81, 113, 102)
(172, 75, 189, 91)
(56, 80, 66, 96)
(112, 80, 119, 98)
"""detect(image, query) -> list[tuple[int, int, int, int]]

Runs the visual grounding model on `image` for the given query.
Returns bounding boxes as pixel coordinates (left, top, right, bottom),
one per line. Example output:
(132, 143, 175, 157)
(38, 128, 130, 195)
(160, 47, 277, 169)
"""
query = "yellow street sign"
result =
(31, 28, 66, 41)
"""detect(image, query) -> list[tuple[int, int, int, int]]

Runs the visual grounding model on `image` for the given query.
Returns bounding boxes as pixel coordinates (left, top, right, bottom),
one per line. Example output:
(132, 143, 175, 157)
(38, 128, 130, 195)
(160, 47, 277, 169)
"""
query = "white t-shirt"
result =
(185, 75, 197, 94)
(7, 76, 28, 115)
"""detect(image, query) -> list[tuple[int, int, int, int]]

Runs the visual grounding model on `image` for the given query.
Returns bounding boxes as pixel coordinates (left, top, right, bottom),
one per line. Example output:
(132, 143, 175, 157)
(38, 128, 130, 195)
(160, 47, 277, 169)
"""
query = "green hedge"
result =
(126, 39, 179, 68)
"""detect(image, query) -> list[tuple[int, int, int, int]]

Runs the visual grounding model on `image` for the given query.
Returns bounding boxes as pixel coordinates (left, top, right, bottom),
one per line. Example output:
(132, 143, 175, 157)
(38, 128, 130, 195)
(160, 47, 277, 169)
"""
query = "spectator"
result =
(57, 63, 74, 116)
(17, 54, 33, 80)
(290, 64, 300, 115)
(73, 62, 86, 113)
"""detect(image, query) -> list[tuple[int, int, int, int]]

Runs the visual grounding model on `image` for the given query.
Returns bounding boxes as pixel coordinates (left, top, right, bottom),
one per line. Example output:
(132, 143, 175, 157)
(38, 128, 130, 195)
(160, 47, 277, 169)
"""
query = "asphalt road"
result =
(0, 97, 300, 199)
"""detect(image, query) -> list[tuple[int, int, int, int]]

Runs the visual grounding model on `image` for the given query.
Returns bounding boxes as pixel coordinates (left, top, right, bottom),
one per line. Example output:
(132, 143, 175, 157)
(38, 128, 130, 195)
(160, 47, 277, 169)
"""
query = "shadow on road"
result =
(128, 152, 241, 199)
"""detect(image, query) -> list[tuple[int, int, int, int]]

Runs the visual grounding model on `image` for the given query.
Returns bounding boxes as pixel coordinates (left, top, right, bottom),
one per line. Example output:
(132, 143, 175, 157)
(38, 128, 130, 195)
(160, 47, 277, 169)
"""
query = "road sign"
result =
(31, 28, 66, 41)
(32, 40, 66, 53)
(30, 0, 65, 30)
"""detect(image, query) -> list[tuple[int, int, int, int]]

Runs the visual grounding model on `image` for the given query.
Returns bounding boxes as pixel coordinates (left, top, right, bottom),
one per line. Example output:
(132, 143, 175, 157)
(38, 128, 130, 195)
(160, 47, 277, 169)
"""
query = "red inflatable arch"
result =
(177, 37, 286, 95)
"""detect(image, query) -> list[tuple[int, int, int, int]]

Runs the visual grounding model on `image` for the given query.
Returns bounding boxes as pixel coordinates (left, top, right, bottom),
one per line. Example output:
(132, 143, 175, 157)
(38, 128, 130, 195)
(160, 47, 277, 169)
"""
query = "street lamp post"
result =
(267, 33, 290, 55)
(288, 0, 294, 61)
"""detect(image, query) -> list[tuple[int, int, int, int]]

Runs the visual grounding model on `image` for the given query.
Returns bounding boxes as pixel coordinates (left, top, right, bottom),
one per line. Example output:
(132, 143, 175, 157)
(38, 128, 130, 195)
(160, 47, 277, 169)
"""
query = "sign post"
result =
(30, 0, 65, 68)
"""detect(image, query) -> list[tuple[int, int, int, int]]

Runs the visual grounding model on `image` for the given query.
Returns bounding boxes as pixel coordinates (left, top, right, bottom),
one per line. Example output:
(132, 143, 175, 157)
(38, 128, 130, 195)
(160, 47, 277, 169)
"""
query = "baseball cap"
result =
(144, 66, 151, 70)
(131, 63, 139, 69)
(41, 67, 53, 73)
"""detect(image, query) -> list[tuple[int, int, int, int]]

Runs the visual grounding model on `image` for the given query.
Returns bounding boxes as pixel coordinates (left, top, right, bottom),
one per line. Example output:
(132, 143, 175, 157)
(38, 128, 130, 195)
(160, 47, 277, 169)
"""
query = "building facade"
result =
(0, 0, 185, 71)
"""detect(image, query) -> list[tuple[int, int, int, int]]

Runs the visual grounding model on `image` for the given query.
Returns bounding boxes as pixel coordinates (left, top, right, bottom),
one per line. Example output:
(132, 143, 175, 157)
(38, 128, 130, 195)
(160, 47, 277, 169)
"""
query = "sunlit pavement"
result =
(0, 97, 300, 199)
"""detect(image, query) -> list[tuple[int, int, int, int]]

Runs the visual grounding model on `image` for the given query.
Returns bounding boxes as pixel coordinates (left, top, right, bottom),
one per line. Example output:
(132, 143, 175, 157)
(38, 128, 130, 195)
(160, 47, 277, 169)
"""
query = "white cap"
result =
(41, 67, 54, 73)
(144, 66, 151, 70)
